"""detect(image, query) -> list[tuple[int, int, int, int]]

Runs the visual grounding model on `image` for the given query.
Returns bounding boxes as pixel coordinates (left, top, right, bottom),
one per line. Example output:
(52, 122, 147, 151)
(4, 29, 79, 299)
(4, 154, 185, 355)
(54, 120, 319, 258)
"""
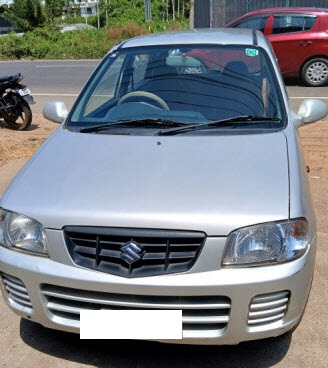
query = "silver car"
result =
(0, 29, 327, 344)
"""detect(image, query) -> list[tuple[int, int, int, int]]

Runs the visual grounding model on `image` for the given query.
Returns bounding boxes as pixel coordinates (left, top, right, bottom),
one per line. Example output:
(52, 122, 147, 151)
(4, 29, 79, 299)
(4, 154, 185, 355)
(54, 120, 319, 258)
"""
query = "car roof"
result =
(225, 7, 328, 27)
(116, 28, 268, 49)
(236, 7, 328, 16)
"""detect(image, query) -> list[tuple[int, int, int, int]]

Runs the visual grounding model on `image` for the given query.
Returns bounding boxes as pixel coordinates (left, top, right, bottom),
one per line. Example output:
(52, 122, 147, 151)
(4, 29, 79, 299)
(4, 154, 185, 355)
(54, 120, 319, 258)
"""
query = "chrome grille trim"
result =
(248, 290, 290, 326)
(1, 273, 33, 310)
(42, 284, 231, 338)
(183, 315, 230, 324)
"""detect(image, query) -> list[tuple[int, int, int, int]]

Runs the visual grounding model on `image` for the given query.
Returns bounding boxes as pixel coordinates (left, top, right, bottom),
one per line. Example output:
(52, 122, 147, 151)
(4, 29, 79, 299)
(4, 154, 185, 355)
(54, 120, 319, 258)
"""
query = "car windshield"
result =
(67, 44, 285, 133)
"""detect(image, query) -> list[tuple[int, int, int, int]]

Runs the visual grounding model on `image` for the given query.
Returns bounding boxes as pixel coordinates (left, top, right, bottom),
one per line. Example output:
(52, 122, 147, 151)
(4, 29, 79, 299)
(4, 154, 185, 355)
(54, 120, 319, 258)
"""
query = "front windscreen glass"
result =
(68, 44, 285, 133)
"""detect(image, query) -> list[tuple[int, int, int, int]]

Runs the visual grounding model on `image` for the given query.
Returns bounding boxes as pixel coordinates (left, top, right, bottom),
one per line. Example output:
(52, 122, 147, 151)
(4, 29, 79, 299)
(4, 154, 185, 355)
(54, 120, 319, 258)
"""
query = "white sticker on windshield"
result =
(246, 48, 259, 57)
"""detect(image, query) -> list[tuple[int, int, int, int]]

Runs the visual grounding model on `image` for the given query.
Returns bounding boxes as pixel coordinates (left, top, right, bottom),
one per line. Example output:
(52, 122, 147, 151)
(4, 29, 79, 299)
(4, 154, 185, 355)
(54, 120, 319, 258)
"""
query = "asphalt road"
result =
(1, 60, 328, 115)
(0, 60, 100, 113)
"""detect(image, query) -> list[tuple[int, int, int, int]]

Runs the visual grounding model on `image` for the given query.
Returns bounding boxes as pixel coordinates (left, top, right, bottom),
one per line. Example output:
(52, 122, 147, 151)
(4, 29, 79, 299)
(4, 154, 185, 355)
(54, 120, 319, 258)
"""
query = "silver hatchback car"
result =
(0, 29, 327, 345)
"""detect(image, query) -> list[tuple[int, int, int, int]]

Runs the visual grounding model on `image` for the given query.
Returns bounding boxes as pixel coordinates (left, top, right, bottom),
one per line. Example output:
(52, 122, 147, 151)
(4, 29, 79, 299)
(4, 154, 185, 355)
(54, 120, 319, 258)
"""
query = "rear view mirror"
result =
(43, 101, 69, 124)
(296, 98, 328, 126)
(166, 55, 202, 68)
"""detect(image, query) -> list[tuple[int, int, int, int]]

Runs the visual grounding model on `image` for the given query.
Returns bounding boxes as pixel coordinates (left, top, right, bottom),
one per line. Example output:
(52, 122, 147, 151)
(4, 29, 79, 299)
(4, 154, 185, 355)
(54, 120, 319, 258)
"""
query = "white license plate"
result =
(18, 88, 30, 97)
(80, 309, 182, 339)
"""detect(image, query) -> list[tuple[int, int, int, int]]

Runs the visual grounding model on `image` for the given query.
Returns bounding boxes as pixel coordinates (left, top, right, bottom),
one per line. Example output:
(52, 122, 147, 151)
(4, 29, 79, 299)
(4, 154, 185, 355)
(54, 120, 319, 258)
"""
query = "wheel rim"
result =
(5, 107, 27, 126)
(306, 61, 328, 84)
(3, 100, 32, 130)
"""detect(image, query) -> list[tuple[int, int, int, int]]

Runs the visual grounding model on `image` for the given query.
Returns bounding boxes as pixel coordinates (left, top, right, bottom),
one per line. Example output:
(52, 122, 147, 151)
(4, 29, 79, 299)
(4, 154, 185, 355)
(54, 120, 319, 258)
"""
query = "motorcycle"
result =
(0, 73, 34, 130)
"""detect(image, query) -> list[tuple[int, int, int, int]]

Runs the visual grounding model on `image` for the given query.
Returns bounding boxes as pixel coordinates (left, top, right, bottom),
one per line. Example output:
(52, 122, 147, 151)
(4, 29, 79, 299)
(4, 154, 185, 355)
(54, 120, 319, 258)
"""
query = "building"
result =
(0, 16, 14, 33)
(73, 0, 99, 17)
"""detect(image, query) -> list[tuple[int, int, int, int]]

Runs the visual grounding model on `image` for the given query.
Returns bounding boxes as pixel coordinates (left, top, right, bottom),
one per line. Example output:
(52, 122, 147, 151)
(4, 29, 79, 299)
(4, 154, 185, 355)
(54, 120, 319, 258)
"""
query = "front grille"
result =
(1, 273, 33, 311)
(42, 284, 231, 338)
(248, 290, 290, 326)
(64, 227, 206, 278)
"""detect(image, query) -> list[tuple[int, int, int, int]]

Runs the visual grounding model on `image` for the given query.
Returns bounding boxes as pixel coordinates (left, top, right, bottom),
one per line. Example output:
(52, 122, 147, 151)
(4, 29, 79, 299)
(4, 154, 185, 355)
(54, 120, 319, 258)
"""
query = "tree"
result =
(44, 0, 66, 24)
(3, 0, 45, 31)
(2, 0, 189, 32)
(171, 0, 175, 20)
(102, 0, 188, 26)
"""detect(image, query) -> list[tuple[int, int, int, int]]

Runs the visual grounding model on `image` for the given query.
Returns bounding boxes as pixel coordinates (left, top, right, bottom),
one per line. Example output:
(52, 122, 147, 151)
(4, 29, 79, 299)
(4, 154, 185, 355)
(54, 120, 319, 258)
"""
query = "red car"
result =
(225, 7, 328, 86)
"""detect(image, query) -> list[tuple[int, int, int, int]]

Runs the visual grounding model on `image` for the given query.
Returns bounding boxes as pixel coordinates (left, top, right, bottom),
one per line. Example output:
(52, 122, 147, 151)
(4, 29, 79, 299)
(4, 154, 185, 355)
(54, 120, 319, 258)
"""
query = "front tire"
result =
(301, 58, 328, 87)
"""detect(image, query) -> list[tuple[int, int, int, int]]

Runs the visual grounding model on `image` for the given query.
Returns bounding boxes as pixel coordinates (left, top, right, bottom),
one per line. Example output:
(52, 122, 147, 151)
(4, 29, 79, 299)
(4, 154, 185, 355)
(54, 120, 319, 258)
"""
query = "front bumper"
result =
(0, 230, 316, 345)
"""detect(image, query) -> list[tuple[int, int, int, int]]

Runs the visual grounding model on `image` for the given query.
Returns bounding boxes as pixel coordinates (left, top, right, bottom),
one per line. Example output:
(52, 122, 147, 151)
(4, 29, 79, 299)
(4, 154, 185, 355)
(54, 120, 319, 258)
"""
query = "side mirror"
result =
(296, 98, 328, 126)
(43, 101, 69, 124)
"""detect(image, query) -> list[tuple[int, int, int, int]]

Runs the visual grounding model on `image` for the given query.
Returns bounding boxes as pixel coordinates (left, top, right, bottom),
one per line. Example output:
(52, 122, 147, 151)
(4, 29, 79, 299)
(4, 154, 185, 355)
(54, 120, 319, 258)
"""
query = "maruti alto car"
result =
(0, 29, 327, 345)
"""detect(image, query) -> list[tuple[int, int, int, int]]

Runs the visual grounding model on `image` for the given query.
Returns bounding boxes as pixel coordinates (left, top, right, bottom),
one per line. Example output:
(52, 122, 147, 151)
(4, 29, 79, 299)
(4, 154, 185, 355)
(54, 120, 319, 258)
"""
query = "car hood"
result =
(1, 128, 289, 236)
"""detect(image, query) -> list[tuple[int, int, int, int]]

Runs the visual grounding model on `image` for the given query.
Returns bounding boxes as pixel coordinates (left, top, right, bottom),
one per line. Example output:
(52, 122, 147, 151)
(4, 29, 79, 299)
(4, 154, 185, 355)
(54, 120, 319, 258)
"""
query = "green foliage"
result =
(0, 0, 189, 60)
(3, 0, 45, 32)
(106, 0, 145, 26)
(0, 27, 113, 60)
(3, 0, 190, 32)
(0, 17, 188, 61)
(46, 28, 112, 59)
(21, 26, 61, 58)
(0, 32, 23, 59)
(44, 0, 66, 24)
(60, 16, 90, 26)
(150, 18, 189, 32)
(100, 0, 189, 28)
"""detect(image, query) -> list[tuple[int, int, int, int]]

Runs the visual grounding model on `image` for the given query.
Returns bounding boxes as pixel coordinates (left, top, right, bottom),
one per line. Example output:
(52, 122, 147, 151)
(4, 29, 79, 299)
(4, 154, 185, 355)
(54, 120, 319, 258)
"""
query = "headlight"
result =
(223, 219, 309, 267)
(0, 208, 48, 256)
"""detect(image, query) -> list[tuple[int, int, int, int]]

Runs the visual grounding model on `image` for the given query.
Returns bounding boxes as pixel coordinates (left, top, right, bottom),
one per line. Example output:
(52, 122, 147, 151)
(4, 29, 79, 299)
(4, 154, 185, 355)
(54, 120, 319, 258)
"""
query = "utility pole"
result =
(189, 0, 194, 29)
(85, 1, 88, 25)
(105, 0, 108, 27)
(96, 0, 100, 28)
(145, 0, 151, 33)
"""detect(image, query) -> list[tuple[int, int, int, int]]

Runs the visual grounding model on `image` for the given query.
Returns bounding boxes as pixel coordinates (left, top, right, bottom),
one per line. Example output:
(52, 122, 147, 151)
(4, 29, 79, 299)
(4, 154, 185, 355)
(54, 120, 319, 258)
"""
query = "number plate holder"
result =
(17, 88, 30, 97)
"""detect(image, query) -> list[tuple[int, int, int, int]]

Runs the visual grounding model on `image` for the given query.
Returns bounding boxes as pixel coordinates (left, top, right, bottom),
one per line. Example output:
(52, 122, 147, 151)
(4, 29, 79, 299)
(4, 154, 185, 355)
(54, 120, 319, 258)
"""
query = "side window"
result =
(272, 15, 316, 34)
(234, 16, 268, 33)
(304, 16, 317, 31)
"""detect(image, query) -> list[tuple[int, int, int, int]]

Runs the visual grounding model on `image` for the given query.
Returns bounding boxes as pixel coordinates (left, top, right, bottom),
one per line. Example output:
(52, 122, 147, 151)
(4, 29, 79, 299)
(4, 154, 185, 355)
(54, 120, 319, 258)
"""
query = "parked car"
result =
(225, 7, 328, 86)
(0, 28, 327, 345)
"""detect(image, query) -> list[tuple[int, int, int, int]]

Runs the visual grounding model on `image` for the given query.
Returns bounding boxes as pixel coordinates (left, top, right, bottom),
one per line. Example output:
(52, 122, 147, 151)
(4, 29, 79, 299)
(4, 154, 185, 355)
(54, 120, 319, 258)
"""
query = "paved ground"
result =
(0, 115, 327, 367)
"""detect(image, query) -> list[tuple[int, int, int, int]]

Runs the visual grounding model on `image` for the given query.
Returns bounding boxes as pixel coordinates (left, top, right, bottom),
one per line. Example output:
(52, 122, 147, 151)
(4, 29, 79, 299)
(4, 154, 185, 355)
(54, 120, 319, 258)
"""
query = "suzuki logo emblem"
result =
(120, 240, 145, 265)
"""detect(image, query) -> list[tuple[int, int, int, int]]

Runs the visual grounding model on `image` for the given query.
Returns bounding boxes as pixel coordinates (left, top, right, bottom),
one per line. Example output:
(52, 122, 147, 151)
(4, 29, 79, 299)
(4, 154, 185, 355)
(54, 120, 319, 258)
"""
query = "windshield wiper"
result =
(156, 116, 282, 136)
(79, 118, 187, 133)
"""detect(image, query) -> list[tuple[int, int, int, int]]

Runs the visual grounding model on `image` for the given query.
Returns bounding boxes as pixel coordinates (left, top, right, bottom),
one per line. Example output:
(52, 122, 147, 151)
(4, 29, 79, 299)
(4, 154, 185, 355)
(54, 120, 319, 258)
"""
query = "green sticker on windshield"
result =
(246, 48, 259, 57)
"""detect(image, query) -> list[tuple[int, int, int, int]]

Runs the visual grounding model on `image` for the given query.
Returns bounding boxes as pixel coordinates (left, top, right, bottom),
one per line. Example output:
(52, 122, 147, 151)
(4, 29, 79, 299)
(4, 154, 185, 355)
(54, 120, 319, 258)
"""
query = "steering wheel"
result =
(117, 91, 170, 110)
